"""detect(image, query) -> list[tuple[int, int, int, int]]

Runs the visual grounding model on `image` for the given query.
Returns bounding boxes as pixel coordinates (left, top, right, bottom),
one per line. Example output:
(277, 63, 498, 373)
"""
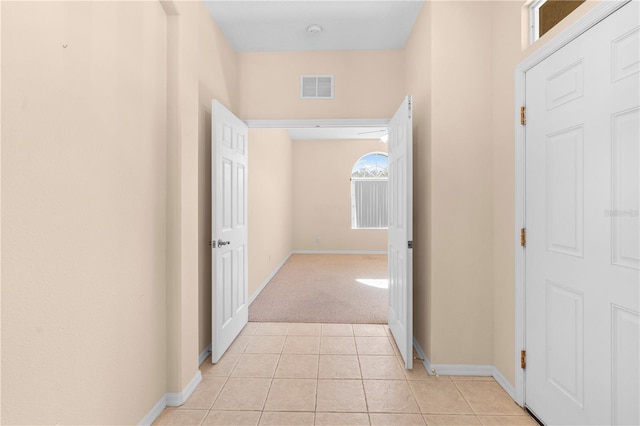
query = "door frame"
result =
(513, 0, 631, 407)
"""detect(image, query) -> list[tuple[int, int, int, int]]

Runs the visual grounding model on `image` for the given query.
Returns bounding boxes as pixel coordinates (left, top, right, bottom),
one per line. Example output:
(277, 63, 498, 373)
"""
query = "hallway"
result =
(154, 322, 536, 425)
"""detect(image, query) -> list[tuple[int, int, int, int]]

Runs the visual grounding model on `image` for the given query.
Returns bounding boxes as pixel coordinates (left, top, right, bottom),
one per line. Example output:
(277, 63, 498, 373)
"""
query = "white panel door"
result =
(211, 100, 249, 363)
(388, 95, 413, 369)
(525, 2, 639, 424)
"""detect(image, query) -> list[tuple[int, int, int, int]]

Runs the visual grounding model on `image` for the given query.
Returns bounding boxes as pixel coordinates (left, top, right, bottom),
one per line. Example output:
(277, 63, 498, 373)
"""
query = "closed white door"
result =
(211, 100, 249, 363)
(525, 2, 639, 424)
(388, 95, 413, 369)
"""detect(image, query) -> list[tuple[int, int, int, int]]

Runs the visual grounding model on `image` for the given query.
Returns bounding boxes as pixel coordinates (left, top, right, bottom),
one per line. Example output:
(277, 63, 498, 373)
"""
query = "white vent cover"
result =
(300, 75, 334, 99)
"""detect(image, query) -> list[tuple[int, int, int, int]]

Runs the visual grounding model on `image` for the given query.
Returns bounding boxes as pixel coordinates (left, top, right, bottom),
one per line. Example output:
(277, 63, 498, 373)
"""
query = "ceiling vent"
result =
(300, 75, 334, 99)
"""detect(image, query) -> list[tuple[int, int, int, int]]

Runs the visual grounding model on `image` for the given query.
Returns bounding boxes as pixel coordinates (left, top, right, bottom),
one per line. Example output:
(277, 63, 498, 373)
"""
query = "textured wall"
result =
(1, 1, 168, 423)
(292, 139, 388, 252)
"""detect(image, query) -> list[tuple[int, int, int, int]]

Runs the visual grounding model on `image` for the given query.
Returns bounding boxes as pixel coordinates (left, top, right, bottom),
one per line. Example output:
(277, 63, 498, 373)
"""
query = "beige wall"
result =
(406, 1, 496, 368)
(238, 50, 406, 120)
(430, 1, 495, 366)
(1, 1, 168, 423)
(488, 0, 604, 386)
(248, 129, 294, 297)
(404, 1, 433, 359)
(404, 0, 605, 388)
(292, 139, 388, 252)
(1, 0, 240, 423)
(197, 0, 240, 357)
(0, 1, 609, 422)
(491, 0, 524, 388)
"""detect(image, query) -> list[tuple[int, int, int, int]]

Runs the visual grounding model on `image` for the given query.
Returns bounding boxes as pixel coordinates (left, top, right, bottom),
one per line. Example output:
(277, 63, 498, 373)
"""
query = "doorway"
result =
(212, 97, 414, 367)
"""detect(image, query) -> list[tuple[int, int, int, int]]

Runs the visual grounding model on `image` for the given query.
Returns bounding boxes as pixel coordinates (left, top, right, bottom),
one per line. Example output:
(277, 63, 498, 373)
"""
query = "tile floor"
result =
(154, 323, 537, 426)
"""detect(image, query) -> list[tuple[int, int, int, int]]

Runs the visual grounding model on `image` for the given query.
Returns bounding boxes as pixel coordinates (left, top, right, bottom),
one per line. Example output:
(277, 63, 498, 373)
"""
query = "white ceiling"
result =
(202, 0, 425, 52)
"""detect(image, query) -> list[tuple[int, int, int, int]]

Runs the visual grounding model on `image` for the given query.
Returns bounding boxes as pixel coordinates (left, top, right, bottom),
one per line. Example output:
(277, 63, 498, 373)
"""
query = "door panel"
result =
(525, 2, 639, 424)
(388, 95, 413, 369)
(212, 100, 249, 363)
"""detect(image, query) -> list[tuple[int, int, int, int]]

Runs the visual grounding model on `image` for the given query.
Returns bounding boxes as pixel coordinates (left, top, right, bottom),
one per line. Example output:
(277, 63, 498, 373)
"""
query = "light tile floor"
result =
(154, 322, 537, 426)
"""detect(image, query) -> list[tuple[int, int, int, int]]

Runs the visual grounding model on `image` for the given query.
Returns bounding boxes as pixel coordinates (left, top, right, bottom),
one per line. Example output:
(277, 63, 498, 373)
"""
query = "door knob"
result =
(217, 239, 231, 247)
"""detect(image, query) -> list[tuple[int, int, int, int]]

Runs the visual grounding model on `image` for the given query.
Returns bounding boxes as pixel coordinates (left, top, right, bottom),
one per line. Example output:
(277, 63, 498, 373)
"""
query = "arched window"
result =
(351, 152, 388, 229)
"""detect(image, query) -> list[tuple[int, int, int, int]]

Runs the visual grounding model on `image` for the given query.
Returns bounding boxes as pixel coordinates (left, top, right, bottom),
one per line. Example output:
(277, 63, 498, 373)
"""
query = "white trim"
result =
(293, 250, 387, 255)
(527, 0, 546, 44)
(249, 252, 293, 306)
(199, 344, 212, 366)
(513, 0, 630, 409)
(138, 394, 167, 426)
(493, 367, 517, 402)
(166, 370, 202, 407)
(425, 360, 495, 377)
(244, 118, 390, 129)
(520, 0, 629, 72)
(412, 336, 431, 373)
(138, 370, 203, 425)
(413, 337, 517, 403)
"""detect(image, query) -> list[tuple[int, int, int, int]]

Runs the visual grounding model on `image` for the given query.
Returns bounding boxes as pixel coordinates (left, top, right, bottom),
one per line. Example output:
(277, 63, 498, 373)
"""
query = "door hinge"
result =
(520, 106, 526, 125)
(408, 241, 413, 249)
(521, 350, 527, 369)
(520, 228, 526, 247)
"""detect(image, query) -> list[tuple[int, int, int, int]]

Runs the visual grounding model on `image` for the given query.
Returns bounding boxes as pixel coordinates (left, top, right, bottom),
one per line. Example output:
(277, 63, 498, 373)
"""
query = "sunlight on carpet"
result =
(249, 254, 388, 324)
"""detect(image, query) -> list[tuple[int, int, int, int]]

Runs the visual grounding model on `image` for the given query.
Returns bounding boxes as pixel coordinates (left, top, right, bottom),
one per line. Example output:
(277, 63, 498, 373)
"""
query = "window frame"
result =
(350, 152, 389, 230)
(528, 0, 547, 44)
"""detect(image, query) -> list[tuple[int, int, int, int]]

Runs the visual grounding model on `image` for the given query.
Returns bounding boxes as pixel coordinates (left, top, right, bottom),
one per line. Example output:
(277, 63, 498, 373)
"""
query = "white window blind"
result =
(351, 178, 388, 229)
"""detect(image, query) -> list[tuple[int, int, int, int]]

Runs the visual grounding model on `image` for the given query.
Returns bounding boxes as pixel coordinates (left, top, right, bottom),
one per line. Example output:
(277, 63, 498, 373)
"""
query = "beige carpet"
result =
(249, 254, 388, 324)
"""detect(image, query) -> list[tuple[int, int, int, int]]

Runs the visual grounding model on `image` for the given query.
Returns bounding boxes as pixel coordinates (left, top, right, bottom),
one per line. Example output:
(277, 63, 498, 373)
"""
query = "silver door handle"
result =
(217, 239, 231, 247)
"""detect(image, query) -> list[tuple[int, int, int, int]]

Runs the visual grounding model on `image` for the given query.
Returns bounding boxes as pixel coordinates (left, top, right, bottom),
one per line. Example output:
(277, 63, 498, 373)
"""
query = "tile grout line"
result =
(450, 378, 484, 422)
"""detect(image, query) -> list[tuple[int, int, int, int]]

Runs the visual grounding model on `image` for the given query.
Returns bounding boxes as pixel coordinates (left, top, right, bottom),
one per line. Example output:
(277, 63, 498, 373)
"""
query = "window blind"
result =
(351, 178, 388, 229)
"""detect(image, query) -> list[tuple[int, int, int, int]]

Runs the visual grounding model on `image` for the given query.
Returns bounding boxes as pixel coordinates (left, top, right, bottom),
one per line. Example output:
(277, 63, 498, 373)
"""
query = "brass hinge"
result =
(520, 106, 526, 125)
(520, 228, 526, 247)
(521, 350, 527, 369)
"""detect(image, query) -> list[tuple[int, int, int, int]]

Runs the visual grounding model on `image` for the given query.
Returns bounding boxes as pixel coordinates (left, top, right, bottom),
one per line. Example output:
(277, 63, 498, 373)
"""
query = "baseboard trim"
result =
(199, 344, 212, 365)
(249, 252, 293, 306)
(166, 370, 202, 407)
(412, 336, 518, 405)
(292, 250, 387, 255)
(412, 337, 431, 374)
(426, 361, 495, 377)
(492, 367, 517, 402)
(138, 370, 203, 425)
(139, 394, 167, 426)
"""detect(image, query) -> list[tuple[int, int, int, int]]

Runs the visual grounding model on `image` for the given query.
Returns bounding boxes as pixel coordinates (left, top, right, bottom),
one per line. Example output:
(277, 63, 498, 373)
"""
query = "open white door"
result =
(388, 95, 413, 369)
(211, 100, 249, 363)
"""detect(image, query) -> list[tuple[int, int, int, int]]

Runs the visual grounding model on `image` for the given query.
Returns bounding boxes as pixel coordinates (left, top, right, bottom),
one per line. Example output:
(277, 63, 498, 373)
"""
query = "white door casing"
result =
(388, 95, 413, 369)
(523, 2, 639, 424)
(211, 100, 249, 363)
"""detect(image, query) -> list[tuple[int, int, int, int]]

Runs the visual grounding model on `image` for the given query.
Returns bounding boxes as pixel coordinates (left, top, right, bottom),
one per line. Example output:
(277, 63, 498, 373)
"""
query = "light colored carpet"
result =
(249, 254, 388, 324)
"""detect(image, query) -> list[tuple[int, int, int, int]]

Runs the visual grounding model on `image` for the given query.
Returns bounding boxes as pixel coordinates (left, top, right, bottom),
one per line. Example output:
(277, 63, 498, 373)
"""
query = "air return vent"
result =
(300, 75, 334, 99)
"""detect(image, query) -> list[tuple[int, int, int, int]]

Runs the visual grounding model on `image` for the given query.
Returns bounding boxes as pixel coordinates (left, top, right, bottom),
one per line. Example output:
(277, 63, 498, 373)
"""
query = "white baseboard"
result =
(426, 360, 495, 377)
(412, 336, 519, 405)
(249, 252, 293, 305)
(138, 370, 203, 425)
(139, 394, 167, 426)
(199, 344, 212, 365)
(412, 336, 431, 373)
(492, 367, 517, 402)
(166, 370, 202, 406)
(292, 250, 387, 255)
